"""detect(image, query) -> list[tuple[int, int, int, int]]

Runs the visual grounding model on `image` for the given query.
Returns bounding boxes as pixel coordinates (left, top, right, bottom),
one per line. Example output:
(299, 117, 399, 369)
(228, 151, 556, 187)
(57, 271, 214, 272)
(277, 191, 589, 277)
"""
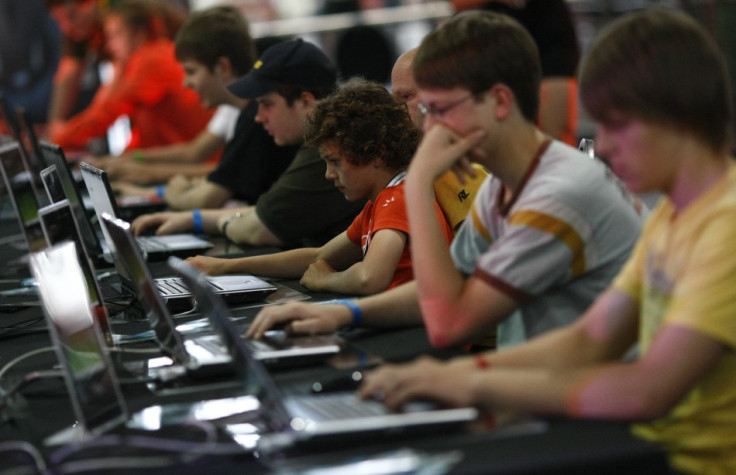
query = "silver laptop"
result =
(167, 258, 478, 448)
(0, 141, 46, 253)
(79, 161, 213, 261)
(101, 213, 277, 312)
(167, 256, 343, 365)
(37, 199, 116, 347)
(39, 143, 109, 264)
(28, 242, 129, 445)
(28, 242, 258, 445)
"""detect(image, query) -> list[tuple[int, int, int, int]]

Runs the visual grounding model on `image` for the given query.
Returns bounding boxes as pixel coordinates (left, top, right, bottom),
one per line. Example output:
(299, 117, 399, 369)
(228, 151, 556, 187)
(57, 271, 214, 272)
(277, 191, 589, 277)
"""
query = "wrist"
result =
(321, 299, 363, 329)
(220, 211, 244, 240)
(192, 209, 203, 234)
(474, 353, 490, 369)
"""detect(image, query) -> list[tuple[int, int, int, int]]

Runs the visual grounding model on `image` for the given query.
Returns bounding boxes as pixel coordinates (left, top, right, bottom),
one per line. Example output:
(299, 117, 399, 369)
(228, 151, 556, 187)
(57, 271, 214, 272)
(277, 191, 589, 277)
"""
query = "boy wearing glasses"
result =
(361, 9, 736, 472)
(247, 11, 645, 351)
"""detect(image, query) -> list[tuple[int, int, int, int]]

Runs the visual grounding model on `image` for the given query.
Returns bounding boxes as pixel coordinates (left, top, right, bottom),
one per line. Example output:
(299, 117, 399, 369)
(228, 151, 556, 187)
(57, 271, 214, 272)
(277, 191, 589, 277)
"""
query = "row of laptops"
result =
(0, 140, 214, 265)
(29, 244, 481, 448)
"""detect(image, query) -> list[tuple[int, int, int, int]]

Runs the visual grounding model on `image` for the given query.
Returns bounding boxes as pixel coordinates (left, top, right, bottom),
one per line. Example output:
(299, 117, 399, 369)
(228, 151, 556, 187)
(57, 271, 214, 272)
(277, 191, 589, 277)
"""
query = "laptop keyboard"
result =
(156, 278, 190, 296)
(293, 393, 388, 420)
(156, 277, 223, 296)
(138, 236, 168, 251)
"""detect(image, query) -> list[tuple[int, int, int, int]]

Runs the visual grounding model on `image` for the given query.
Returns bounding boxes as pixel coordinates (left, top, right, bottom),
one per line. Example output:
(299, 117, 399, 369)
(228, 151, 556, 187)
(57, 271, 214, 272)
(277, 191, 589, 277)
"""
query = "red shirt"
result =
(346, 181, 454, 290)
(52, 39, 211, 151)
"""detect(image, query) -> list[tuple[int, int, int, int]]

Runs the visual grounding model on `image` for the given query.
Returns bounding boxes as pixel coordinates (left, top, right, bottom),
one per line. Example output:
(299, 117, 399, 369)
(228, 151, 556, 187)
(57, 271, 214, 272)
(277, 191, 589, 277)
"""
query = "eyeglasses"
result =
(417, 94, 475, 120)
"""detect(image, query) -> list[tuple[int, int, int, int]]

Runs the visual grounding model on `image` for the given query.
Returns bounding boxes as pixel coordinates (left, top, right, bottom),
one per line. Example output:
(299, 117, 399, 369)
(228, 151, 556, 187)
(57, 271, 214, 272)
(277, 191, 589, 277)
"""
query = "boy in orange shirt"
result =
(188, 79, 453, 296)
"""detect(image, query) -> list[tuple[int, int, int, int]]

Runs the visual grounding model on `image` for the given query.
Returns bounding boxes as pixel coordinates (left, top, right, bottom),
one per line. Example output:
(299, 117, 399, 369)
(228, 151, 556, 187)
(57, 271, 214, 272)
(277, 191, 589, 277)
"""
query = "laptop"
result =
(168, 257, 479, 448)
(11, 106, 51, 209)
(0, 142, 46, 253)
(28, 241, 258, 445)
(166, 256, 344, 365)
(28, 241, 129, 445)
(37, 199, 115, 347)
(80, 161, 213, 261)
(39, 155, 113, 265)
(101, 213, 278, 313)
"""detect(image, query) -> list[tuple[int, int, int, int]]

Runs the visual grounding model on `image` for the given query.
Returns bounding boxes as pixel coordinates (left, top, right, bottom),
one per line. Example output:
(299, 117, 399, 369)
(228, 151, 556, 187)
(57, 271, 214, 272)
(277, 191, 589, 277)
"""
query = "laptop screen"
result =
(0, 142, 45, 252)
(79, 161, 120, 253)
(100, 214, 190, 364)
(38, 200, 114, 347)
(29, 241, 127, 434)
(39, 145, 105, 260)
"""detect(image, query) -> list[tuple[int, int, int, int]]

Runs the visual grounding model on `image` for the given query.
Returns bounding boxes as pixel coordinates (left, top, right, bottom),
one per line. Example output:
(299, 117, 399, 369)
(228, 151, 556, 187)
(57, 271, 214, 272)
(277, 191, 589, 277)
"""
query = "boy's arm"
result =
(302, 229, 405, 295)
(187, 247, 319, 278)
(405, 126, 511, 347)
(223, 209, 284, 247)
(362, 288, 725, 420)
(165, 178, 232, 210)
(246, 281, 423, 339)
(126, 130, 225, 164)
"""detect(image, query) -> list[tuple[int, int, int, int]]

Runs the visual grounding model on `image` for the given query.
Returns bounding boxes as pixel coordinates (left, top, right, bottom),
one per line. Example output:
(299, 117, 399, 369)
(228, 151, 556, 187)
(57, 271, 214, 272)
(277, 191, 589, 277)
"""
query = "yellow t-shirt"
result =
(433, 164, 489, 234)
(613, 163, 736, 474)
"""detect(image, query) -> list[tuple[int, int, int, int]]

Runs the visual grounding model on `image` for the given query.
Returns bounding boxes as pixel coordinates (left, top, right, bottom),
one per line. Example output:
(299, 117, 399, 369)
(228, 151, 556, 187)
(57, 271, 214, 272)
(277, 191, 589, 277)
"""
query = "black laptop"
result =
(101, 213, 277, 312)
(0, 142, 46, 253)
(80, 161, 213, 261)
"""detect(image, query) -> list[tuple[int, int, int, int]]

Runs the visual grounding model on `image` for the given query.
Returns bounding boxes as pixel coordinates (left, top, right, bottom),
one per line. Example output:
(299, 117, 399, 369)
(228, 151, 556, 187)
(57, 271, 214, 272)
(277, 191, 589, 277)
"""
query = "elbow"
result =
(425, 320, 465, 349)
(624, 390, 677, 421)
(352, 273, 392, 296)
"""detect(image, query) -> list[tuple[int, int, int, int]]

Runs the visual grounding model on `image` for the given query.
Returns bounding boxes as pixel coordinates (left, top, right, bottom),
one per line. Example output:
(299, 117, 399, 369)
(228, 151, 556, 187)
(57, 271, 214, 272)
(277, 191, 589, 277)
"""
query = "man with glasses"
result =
(247, 11, 646, 351)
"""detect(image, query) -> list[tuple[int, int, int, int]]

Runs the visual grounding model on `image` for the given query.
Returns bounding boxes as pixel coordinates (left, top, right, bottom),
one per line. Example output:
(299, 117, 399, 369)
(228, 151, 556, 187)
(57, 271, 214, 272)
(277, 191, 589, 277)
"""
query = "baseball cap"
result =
(228, 39, 337, 99)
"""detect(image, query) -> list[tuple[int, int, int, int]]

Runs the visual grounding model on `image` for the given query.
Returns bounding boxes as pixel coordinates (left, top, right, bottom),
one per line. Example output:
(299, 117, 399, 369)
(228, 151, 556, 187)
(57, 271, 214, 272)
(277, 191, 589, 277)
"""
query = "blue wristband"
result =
(192, 209, 203, 234)
(156, 185, 165, 199)
(332, 299, 363, 329)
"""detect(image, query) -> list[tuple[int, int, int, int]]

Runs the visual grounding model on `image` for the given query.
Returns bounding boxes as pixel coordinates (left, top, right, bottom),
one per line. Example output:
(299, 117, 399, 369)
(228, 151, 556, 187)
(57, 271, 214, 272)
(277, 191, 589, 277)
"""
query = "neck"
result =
(667, 145, 730, 212)
(370, 168, 406, 201)
(487, 125, 547, 194)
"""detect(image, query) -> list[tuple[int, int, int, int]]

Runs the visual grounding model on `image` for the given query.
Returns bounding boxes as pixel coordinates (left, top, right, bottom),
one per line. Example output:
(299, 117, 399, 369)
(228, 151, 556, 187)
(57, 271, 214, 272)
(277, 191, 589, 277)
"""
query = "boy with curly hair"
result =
(188, 79, 453, 295)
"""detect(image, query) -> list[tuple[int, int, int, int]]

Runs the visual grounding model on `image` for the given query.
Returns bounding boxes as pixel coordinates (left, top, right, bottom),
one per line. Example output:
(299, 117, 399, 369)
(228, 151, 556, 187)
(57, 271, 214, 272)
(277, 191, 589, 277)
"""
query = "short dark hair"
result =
(174, 6, 255, 77)
(305, 79, 420, 170)
(580, 8, 732, 152)
(414, 11, 541, 123)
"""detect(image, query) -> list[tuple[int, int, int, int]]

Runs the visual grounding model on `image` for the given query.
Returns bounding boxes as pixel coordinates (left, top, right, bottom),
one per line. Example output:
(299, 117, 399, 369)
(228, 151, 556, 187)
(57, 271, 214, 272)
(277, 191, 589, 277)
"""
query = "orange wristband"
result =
(475, 354, 490, 369)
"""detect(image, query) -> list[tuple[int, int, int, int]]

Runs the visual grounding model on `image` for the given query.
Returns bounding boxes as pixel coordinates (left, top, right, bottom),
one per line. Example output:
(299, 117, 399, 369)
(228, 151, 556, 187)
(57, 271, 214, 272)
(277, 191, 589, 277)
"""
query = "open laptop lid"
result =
(40, 143, 106, 261)
(167, 257, 294, 429)
(0, 142, 45, 252)
(100, 213, 191, 364)
(41, 164, 107, 263)
(79, 161, 121, 253)
(28, 241, 128, 442)
(38, 200, 114, 347)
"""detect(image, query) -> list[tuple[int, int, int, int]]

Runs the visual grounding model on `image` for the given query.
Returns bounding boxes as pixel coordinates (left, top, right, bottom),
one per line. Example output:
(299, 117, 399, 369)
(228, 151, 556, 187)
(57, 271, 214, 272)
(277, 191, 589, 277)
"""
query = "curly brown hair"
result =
(304, 78, 420, 170)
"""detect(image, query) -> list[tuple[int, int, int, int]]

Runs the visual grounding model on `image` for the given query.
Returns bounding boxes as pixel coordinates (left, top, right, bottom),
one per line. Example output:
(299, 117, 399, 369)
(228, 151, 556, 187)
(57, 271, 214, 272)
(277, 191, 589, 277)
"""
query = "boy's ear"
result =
(213, 56, 233, 77)
(489, 84, 514, 120)
(300, 91, 317, 108)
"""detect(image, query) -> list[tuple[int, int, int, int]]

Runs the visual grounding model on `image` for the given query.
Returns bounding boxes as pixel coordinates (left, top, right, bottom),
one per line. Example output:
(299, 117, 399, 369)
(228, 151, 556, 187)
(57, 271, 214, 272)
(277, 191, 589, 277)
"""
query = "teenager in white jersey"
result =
(246, 11, 645, 351)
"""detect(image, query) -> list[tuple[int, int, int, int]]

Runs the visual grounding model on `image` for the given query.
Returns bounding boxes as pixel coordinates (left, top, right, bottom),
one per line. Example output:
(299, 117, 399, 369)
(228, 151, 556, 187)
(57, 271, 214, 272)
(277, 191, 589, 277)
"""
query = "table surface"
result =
(0, 229, 670, 474)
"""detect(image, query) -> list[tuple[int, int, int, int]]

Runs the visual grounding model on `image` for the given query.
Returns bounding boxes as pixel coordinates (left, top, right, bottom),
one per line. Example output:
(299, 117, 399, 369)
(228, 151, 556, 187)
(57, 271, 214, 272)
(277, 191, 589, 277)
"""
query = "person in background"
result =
(188, 79, 453, 295)
(360, 9, 736, 474)
(391, 47, 488, 235)
(108, 7, 295, 210)
(49, 0, 211, 154)
(131, 39, 365, 248)
(45, 0, 105, 128)
(244, 12, 645, 352)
